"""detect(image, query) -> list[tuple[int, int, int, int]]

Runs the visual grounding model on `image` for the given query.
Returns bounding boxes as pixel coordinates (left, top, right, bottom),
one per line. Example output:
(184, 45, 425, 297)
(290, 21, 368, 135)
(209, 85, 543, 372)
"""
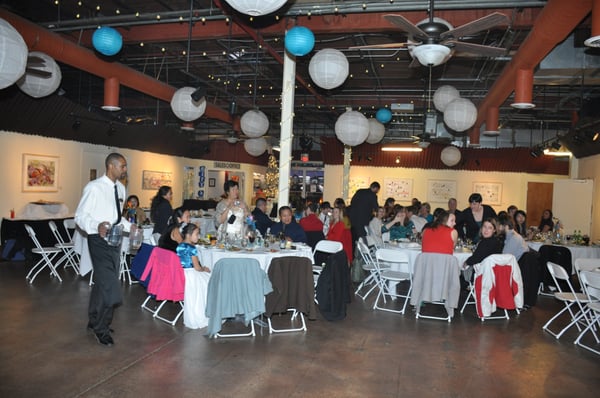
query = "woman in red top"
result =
(327, 206, 353, 265)
(421, 211, 458, 255)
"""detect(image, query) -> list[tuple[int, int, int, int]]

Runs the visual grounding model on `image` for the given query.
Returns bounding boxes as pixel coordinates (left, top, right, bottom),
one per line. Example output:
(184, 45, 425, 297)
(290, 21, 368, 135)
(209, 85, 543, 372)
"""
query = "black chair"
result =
(538, 245, 572, 293)
(305, 230, 325, 251)
(315, 250, 351, 321)
(518, 251, 541, 307)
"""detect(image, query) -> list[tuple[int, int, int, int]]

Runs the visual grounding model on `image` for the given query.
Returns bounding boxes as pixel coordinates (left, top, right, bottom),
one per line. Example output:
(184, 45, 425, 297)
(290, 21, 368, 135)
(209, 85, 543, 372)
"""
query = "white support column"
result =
(277, 50, 296, 209)
(342, 145, 351, 202)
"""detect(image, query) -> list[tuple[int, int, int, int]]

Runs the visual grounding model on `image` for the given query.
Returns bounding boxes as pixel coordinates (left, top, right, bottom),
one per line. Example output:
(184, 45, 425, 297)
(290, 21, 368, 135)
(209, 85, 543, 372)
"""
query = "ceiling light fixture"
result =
(543, 148, 572, 157)
(593, 132, 600, 142)
(411, 44, 452, 67)
(190, 86, 206, 102)
(381, 147, 423, 152)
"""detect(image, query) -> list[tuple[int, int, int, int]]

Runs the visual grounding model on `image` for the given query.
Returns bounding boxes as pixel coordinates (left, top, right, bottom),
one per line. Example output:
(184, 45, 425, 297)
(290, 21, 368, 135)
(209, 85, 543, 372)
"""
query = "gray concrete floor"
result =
(0, 259, 598, 398)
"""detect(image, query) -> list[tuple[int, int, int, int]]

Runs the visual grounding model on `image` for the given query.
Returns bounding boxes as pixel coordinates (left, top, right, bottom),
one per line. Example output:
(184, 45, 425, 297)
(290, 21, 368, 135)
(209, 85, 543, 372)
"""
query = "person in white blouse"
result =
(75, 152, 133, 347)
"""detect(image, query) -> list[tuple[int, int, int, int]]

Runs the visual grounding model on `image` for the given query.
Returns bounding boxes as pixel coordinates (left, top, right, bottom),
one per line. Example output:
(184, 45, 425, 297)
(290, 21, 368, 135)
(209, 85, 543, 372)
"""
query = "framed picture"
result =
(208, 178, 216, 187)
(142, 170, 173, 190)
(427, 180, 457, 202)
(383, 177, 413, 201)
(473, 182, 502, 205)
(22, 153, 59, 192)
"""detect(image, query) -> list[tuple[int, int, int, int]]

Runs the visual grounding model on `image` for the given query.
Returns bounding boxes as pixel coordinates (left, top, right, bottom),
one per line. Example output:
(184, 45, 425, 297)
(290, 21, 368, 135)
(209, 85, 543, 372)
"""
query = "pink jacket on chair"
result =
(141, 247, 185, 301)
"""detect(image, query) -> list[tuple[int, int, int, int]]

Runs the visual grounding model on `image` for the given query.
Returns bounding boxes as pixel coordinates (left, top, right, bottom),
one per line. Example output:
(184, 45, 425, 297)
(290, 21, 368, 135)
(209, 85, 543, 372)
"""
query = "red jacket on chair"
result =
(474, 254, 524, 317)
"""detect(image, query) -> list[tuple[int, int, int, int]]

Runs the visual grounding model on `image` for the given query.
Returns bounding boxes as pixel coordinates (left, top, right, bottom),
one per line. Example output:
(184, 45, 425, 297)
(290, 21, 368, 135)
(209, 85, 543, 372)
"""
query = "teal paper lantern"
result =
(376, 108, 392, 124)
(285, 26, 315, 56)
(92, 27, 123, 56)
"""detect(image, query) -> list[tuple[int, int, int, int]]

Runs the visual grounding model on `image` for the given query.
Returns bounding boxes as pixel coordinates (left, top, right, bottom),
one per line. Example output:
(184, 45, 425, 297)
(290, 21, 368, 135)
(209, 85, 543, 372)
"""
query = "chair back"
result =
(313, 240, 343, 255)
(24, 224, 43, 249)
(375, 248, 409, 274)
(410, 253, 460, 318)
(63, 219, 76, 241)
(579, 270, 600, 302)
(539, 244, 572, 288)
(357, 240, 374, 265)
(131, 243, 155, 287)
(141, 247, 185, 301)
(48, 220, 67, 245)
(546, 261, 578, 296)
(477, 253, 524, 311)
(305, 230, 325, 250)
(265, 256, 315, 319)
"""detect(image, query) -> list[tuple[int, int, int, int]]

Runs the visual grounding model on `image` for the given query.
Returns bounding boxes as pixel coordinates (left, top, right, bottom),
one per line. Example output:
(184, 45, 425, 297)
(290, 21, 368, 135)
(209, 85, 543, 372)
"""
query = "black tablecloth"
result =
(1, 217, 72, 250)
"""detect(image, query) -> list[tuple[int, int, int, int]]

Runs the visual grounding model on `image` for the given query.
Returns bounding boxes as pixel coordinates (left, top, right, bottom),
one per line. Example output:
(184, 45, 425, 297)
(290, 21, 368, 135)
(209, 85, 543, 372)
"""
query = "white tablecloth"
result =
(528, 242, 600, 262)
(18, 202, 70, 219)
(191, 216, 217, 237)
(197, 244, 313, 272)
(383, 243, 472, 272)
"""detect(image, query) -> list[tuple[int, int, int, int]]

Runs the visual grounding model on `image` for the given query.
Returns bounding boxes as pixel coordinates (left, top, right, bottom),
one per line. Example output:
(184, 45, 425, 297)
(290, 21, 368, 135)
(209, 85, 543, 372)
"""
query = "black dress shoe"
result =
(87, 323, 114, 333)
(94, 332, 114, 347)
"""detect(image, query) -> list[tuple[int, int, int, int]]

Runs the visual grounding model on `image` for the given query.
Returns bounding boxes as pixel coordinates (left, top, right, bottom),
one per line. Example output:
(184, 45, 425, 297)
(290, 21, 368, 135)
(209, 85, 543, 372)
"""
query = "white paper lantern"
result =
(224, 0, 287, 16)
(433, 85, 460, 112)
(366, 119, 385, 144)
(440, 146, 462, 167)
(309, 48, 349, 90)
(244, 137, 268, 156)
(0, 18, 28, 90)
(240, 109, 269, 138)
(443, 98, 477, 132)
(335, 109, 369, 146)
(17, 52, 62, 98)
(170, 86, 206, 122)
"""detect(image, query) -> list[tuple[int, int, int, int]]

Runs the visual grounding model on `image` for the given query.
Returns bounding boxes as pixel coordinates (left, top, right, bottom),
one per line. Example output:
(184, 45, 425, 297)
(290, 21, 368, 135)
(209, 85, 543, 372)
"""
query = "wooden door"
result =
(526, 182, 553, 228)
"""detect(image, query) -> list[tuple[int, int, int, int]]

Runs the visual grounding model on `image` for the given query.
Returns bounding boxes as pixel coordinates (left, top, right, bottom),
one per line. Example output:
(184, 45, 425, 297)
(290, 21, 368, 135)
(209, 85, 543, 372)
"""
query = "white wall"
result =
(1, 130, 264, 227)
(576, 154, 600, 241)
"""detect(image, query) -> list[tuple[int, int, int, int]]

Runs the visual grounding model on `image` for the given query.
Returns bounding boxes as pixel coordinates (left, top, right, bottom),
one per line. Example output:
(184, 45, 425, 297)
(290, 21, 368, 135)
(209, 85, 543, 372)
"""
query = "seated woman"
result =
(176, 223, 211, 330)
(514, 210, 528, 237)
(538, 209, 554, 233)
(158, 207, 190, 252)
(327, 206, 353, 265)
(418, 202, 434, 223)
(463, 217, 503, 269)
(383, 197, 395, 222)
(421, 211, 458, 255)
(122, 194, 147, 224)
(368, 206, 385, 239)
(381, 206, 415, 241)
(270, 206, 307, 243)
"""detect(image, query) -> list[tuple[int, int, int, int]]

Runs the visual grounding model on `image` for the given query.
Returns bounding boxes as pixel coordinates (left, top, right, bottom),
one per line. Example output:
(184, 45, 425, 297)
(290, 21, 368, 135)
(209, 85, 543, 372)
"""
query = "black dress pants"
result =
(87, 234, 122, 334)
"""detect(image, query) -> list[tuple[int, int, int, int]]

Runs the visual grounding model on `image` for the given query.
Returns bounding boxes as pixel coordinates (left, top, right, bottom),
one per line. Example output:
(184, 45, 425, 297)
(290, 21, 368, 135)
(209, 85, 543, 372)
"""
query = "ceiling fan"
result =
(353, 0, 509, 67)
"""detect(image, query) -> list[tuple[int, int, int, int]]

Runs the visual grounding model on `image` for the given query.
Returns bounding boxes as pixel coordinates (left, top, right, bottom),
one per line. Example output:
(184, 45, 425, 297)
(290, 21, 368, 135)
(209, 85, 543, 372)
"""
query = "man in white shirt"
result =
(75, 153, 132, 347)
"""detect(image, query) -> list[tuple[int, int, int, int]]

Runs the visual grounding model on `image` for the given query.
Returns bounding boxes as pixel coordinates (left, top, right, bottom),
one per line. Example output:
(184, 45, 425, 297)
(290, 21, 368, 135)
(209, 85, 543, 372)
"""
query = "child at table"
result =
(177, 223, 211, 329)
(176, 223, 210, 273)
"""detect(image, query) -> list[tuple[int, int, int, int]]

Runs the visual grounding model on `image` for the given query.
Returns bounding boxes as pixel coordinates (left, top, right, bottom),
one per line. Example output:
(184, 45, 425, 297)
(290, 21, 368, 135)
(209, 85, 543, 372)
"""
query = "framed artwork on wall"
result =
(142, 170, 173, 190)
(22, 153, 59, 192)
(473, 182, 502, 205)
(427, 180, 457, 203)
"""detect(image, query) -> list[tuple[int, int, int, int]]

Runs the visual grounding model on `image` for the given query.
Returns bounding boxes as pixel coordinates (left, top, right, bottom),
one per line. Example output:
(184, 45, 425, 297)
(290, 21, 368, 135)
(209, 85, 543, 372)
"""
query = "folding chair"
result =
(48, 220, 79, 274)
(205, 257, 273, 338)
(411, 253, 460, 322)
(265, 256, 316, 333)
(312, 240, 343, 287)
(542, 261, 591, 339)
(24, 224, 63, 283)
(373, 248, 412, 314)
(140, 247, 185, 325)
(460, 254, 523, 321)
(354, 239, 388, 300)
(574, 270, 600, 355)
(538, 244, 572, 296)
(62, 218, 76, 243)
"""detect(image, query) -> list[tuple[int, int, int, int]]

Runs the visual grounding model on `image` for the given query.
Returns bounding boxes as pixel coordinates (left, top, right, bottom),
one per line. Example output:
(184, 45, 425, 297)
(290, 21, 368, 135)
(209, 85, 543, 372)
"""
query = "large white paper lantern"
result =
(17, 52, 62, 98)
(440, 146, 461, 167)
(433, 85, 460, 112)
(0, 18, 28, 90)
(366, 119, 385, 144)
(244, 137, 268, 156)
(224, 0, 287, 16)
(309, 48, 349, 90)
(170, 86, 206, 122)
(335, 109, 369, 146)
(240, 109, 269, 138)
(443, 98, 477, 132)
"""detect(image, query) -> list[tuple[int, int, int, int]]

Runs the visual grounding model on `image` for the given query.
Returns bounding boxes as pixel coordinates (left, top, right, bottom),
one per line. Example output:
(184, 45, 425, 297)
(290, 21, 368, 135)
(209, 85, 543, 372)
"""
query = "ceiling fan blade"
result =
(445, 40, 506, 57)
(350, 42, 410, 50)
(384, 14, 428, 41)
(25, 67, 52, 78)
(440, 12, 509, 40)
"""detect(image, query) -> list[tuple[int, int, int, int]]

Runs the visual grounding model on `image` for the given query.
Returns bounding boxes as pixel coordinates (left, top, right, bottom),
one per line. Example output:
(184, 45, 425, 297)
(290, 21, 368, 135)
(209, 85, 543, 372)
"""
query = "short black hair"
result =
(223, 180, 239, 193)
(468, 193, 483, 203)
(255, 197, 267, 206)
(370, 181, 381, 190)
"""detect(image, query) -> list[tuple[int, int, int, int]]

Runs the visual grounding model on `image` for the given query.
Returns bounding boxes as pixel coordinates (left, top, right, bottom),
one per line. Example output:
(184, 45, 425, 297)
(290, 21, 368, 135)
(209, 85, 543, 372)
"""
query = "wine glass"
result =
(247, 231, 256, 245)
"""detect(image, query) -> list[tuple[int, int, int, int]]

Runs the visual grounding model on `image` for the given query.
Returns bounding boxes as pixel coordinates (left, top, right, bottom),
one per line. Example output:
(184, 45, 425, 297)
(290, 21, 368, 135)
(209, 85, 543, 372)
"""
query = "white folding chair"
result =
(62, 218, 76, 243)
(373, 248, 412, 314)
(574, 271, 600, 355)
(354, 240, 389, 300)
(542, 261, 591, 339)
(312, 240, 344, 286)
(48, 220, 79, 274)
(460, 254, 522, 321)
(24, 224, 63, 283)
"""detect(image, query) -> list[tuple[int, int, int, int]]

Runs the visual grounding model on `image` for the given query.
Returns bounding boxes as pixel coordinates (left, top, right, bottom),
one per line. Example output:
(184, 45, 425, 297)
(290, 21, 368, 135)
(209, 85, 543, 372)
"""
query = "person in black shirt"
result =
(251, 197, 273, 236)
